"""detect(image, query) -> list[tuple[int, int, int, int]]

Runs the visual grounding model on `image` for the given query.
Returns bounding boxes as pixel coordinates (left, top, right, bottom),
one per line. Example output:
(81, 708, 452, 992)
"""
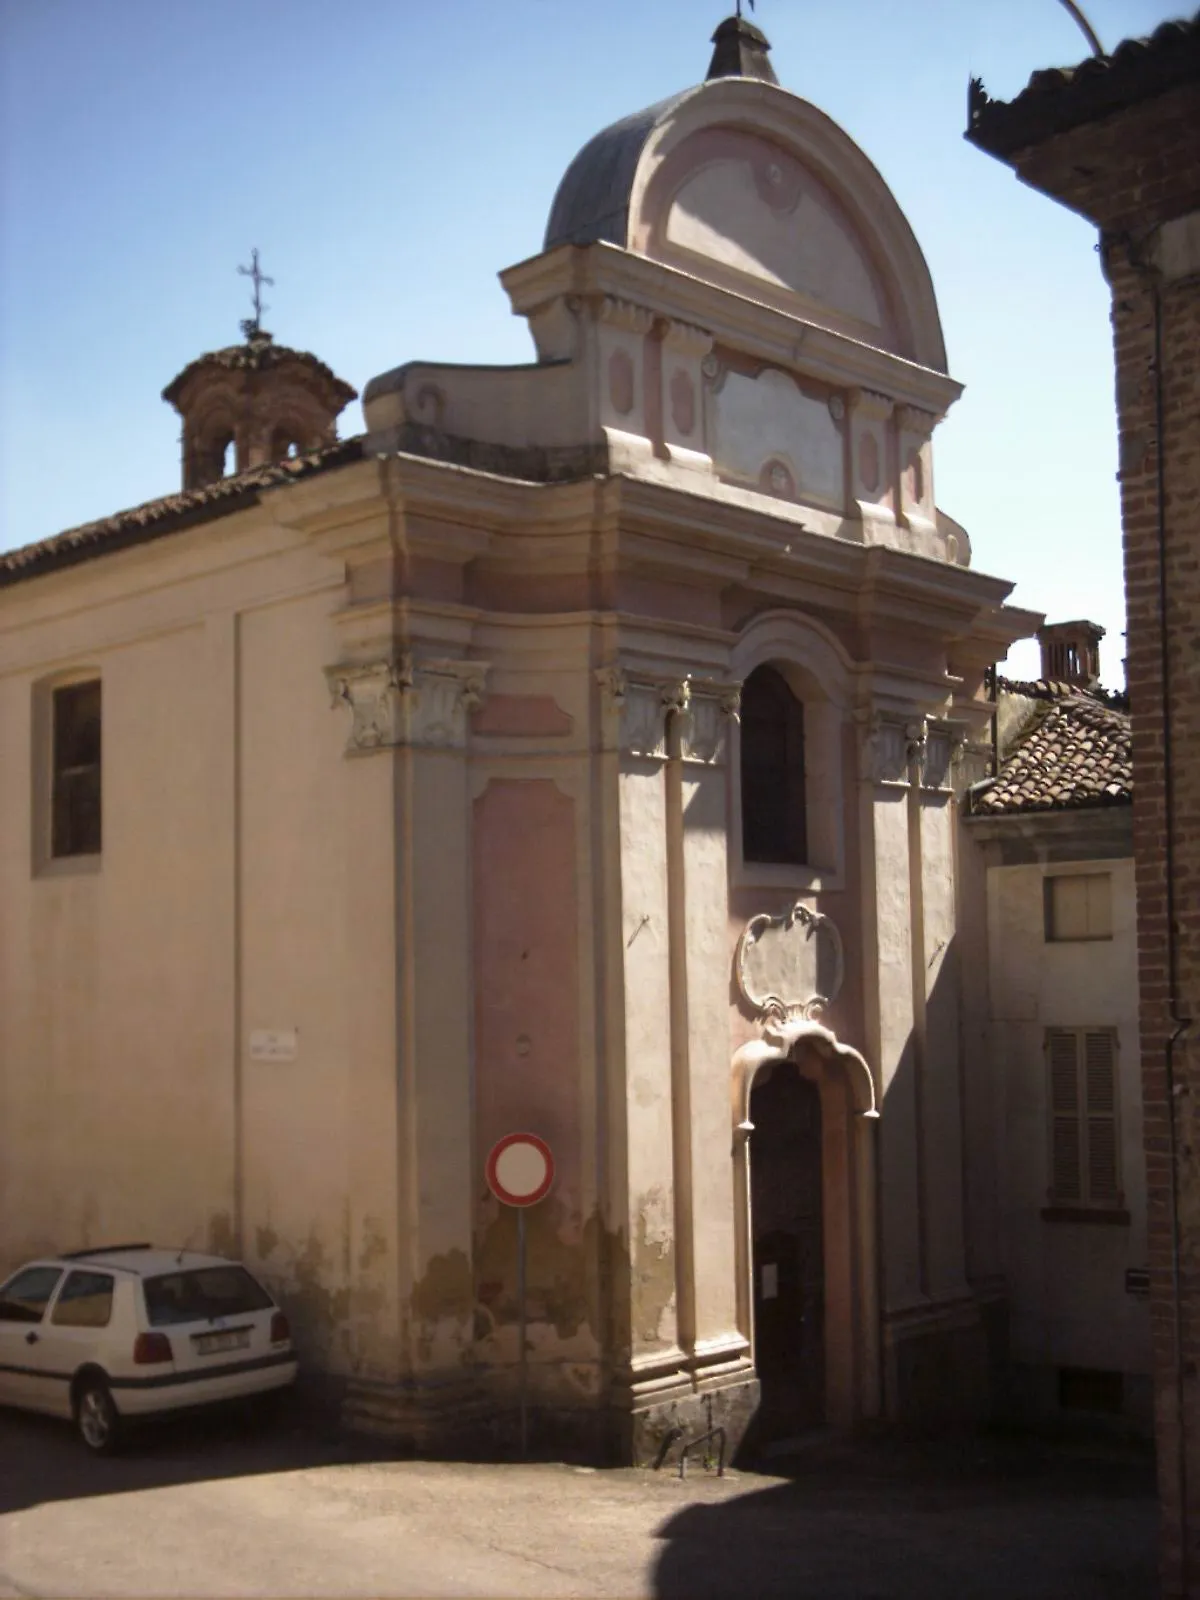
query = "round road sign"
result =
(486, 1132, 555, 1208)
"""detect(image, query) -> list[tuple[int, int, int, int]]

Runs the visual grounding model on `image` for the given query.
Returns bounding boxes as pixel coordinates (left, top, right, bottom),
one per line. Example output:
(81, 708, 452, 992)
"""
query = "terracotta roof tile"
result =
(966, 9, 1200, 158)
(972, 683, 1132, 815)
(0, 437, 364, 589)
(161, 334, 357, 407)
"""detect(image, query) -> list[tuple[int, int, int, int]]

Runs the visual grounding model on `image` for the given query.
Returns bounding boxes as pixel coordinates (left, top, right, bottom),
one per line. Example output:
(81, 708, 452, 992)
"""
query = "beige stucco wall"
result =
(0, 519, 405, 1388)
(985, 856, 1150, 1410)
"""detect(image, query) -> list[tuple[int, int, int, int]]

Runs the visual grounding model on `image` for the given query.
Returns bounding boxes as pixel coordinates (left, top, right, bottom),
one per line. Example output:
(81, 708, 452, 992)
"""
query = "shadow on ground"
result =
(0, 1391, 392, 1517)
(653, 1429, 1158, 1600)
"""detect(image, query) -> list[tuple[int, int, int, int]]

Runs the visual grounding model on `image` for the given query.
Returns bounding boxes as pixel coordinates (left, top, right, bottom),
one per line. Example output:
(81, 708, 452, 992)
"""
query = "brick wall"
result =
(975, 69, 1200, 1599)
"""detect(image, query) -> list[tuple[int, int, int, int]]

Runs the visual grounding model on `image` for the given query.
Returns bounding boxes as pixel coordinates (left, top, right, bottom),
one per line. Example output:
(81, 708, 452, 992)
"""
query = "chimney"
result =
(1037, 619, 1104, 687)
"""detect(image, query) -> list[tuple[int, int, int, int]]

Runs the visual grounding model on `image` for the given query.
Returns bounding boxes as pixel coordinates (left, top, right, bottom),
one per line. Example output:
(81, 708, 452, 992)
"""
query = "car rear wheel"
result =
(76, 1378, 121, 1455)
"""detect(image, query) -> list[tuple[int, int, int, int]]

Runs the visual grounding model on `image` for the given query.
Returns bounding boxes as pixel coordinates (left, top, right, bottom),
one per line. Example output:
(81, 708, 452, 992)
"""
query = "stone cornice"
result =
(501, 242, 963, 420)
(268, 443, 1034, 662)
(965, 804, 1133, 857)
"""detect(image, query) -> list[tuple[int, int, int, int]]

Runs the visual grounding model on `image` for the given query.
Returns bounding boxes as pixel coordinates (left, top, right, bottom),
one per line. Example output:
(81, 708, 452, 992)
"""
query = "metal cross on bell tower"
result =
(237, 248, 274, 339)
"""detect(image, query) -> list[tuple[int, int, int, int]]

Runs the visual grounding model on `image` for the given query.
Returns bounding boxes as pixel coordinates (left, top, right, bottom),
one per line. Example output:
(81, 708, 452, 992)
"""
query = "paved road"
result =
(0, 1405, 1157, 1598)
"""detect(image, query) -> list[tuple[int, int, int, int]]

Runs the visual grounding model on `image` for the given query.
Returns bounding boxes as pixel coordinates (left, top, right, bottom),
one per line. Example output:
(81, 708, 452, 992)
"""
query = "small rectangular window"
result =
(1046, 1027, 1121, 1207)
(1059, 1367, 1124, 1415)
(51, 1270, 115, 1328)
(51, 680, 102, 857)
(1044, 873, 1111, 942)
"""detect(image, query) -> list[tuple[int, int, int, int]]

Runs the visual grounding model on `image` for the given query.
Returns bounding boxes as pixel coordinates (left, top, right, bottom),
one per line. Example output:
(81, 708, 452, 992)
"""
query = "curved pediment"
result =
(641, 127, 891, 346)
(544, 77, 947, 374)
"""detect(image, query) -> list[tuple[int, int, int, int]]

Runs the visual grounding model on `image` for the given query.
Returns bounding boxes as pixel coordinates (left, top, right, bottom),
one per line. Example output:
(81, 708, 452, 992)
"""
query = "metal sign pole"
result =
(485, 1133, 553, 1465)
(517, 1206, 528, 1459)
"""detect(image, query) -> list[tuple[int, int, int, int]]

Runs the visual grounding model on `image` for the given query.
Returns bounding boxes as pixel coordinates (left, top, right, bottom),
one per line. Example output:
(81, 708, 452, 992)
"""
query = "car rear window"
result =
(142, 1266, 273, 1326)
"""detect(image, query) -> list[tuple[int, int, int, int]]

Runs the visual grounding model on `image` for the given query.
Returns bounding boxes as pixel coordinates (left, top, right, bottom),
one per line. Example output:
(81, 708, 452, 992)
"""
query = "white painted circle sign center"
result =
(486, 1133, 554, 1207)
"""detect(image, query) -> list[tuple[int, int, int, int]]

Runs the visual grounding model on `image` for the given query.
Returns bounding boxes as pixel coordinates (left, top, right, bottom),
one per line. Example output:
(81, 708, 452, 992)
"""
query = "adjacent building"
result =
(968, 13, 1200, 1590)
(968, 625, 1148, 1435)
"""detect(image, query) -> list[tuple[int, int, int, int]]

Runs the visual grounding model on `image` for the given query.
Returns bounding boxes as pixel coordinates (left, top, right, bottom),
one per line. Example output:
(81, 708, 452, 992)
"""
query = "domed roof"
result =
(539, 20, 948, 375)
(544, 14, 780, 254)
(544, 90, 691, 253)
(162, 329, 356, 408)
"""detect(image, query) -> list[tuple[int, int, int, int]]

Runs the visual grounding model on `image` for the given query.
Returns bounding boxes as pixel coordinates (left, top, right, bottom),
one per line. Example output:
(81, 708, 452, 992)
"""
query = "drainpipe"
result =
(1151, 273, 1191, 1594)
(1117, 228, 1190, 1588)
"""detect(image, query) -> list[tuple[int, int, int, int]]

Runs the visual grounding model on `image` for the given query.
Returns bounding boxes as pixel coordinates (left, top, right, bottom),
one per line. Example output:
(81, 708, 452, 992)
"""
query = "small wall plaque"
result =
(249, 1029, 298, 1063)
(1125, 1267, 1150, 1298)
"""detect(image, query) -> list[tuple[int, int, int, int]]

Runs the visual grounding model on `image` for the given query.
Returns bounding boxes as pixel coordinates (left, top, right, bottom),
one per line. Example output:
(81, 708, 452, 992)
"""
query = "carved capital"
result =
(905, 719, 928, 763)
(326, 658, 408, 753)
(404, 658, 489, 748)
(598, 295, 655, 335)
(922, 720, 968, 791)
(596, 669, 739, 761)
(857, 710, 910, 786)
(660, 677, 691, 719)
(596, 667, 668, 758)
(896, 404, 938, 440)
(327, 655, 488, 753)
(848, 388, 894, 423)
(661, 319, 714, 359)
(678, 678, 742, 765)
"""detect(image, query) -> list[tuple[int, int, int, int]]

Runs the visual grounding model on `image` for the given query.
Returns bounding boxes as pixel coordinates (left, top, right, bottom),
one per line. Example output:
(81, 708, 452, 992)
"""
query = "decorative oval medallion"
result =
(669, 368, 696, 437)
(760, 457, 796, 499)
(608, 349, 635, 417)
(905, 447, 925, 507)
(860, 430, 881, 495)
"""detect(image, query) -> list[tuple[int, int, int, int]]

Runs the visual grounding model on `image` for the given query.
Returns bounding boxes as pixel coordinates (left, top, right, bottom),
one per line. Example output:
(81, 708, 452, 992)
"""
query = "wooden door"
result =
(750, 1064, 825, 1438)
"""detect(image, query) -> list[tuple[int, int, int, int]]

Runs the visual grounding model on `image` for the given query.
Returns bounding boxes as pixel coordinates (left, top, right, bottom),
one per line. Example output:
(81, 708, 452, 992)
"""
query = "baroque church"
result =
(0, 17, 1043, 1460)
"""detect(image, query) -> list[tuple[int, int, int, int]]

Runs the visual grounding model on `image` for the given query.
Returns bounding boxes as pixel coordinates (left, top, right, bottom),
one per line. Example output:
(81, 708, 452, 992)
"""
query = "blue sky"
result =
(1, 0, 1181, 682)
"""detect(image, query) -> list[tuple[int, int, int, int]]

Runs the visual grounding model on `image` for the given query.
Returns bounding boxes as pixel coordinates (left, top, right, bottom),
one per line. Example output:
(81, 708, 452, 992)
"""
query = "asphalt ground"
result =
(0, 1401, 1158, 1598)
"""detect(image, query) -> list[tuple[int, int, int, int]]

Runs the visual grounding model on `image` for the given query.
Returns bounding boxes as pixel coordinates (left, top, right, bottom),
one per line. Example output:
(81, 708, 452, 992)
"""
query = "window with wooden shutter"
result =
(1045, 1027, 1121, 1211)
(51, 680, 102, 858)
(1044, 874, 1112, 941)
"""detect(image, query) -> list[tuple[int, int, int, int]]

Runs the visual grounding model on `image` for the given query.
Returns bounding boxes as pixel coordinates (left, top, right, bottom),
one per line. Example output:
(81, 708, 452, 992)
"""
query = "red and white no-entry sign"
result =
(486, 1132, 555, 1208)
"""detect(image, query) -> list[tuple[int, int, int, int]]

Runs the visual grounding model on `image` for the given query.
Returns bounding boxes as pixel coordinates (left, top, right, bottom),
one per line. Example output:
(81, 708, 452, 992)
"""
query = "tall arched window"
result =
(741, 664, 807, 865)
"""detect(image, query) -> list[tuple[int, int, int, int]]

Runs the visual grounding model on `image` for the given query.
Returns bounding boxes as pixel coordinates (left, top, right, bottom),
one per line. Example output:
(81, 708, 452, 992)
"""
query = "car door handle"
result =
(24, 1331, 38, 1345)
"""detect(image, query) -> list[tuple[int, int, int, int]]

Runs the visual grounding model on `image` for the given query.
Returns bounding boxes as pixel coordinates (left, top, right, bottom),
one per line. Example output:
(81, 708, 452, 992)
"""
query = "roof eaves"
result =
(0, 437, 365, 591)
(965, 9, 1200, 161)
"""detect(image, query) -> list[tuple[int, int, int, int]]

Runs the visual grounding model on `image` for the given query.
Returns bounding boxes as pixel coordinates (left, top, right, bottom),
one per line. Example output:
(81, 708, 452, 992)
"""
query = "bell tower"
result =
(162, 252, 356, 491)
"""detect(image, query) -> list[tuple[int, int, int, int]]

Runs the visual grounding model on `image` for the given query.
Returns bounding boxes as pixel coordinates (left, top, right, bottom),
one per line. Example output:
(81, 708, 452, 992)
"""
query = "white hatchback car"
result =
(0, 1245, 298, 1452)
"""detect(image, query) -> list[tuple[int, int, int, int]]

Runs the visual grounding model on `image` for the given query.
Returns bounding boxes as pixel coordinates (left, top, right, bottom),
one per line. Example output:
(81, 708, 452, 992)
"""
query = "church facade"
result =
(0, 20, 1036, 1460)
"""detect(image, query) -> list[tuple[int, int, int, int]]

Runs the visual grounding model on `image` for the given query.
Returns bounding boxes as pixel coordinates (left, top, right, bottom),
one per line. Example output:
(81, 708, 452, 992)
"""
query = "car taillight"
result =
(270, 1311, 290, 1344)
(133, 1332, 173, 1364)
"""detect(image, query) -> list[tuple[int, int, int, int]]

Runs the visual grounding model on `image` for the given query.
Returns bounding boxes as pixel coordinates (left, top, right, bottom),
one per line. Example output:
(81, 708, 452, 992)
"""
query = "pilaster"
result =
(328, 645, 489, 1392)
(595, 667, 750, 1419)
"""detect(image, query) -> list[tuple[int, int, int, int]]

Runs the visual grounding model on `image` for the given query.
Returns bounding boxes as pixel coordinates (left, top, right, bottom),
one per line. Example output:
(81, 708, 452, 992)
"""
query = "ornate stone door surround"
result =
(731, 901, 882, 1427)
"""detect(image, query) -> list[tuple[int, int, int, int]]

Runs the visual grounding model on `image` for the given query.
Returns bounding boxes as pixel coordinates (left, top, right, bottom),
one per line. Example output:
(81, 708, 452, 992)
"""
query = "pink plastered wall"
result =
(472, 779, 582, 1217)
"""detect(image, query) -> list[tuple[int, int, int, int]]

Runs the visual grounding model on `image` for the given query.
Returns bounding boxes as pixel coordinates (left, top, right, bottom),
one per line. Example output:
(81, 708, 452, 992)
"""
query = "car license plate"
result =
(195, 1328, 251, 1356)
